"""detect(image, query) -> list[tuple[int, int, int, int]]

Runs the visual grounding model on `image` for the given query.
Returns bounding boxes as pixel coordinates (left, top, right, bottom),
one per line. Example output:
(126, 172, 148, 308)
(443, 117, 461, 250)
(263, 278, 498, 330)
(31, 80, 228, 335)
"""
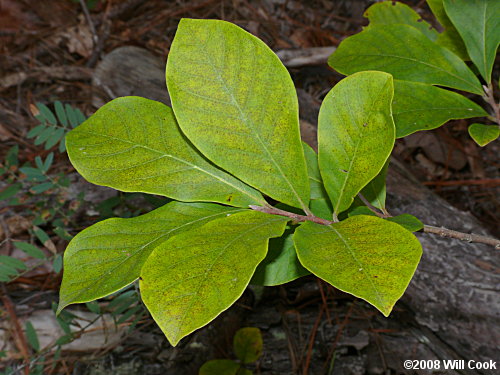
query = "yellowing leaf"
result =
(365, 1, 438, 41)
(166, 19, 310, 210)
(318, 71, 395, 216)
(233, 327, 263, 363)
(329, 24, 483, 94)
(58, 202, 243, 313)
(66, 96, 265, 208)
(468, 123, 500, 147)
(140, 210, 288, 346)
(294, 216, 422, 316)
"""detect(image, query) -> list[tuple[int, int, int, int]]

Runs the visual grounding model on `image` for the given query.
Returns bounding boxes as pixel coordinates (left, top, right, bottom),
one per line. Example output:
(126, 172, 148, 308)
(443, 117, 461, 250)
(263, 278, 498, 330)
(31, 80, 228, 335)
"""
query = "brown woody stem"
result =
(251, 204, 500, 248)
(483, 83, 500, 126)
(423, 225, 500, 248)
(249, 205, 333, 225)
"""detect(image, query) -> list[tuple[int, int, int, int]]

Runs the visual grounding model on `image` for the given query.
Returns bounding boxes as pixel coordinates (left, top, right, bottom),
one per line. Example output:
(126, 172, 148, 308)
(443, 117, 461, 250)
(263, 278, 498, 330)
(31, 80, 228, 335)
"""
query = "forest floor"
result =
(0, 1, 499, 374)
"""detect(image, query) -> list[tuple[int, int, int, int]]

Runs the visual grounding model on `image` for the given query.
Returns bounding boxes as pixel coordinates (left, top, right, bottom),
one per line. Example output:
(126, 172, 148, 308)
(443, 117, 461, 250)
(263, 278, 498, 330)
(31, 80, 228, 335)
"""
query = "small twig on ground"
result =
(1, 284, 31, 375)
(79, 0, 98, 47)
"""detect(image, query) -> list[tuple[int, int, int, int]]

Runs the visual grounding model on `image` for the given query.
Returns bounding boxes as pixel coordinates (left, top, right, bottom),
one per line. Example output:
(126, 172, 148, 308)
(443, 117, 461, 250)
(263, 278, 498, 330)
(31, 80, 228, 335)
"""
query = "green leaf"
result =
(302, 143, 326, 200)
(0, 255, 27, 270)
(436, 29, 469, 60)
(360, 159, 389, 212)
(443, 0, 500, 83)
(199, 360, 242, 375)
(36, 103, 57, 125)
(13, 242, 45, 259)
(0, 264, 18, 279)
(0, 183, 22, 201)
(65, 104, 78, 128)
(347, 206, 377, 217)
(309, 198, 333, 220)
(233, 327, 263, 363)
(294, 215, 422, 316)
(85, 301, 101, 314)
(468, 123, 500, 146)
(58, 202, 243, 314)
(31, 182, 54, 194)
(53, 254, 63, 273)
(393, 80, 488, 137)
(318, 71, 395, 216)
(54, 101, 68, 127)
(66, 96, 265, 208)
(45, 128, 65, 150)
(364, 1, 438, 41)
(329, 24, 483, 95)
(34, 127, 57, 147)
(166, 19, 310, 210)
(251, 228, 309, 286)
(427, 0, 469, 59)
(140, 210, 288, 346)
(43, 152, 54, 172)
(387, 214, 424, 232)
(25, 321, 40, 352)
(27, 124, 47, 139)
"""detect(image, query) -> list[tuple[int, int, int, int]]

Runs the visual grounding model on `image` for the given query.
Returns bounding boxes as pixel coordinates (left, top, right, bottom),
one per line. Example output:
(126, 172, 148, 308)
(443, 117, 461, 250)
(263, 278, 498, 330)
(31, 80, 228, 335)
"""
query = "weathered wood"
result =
(91, 46, 499, 374)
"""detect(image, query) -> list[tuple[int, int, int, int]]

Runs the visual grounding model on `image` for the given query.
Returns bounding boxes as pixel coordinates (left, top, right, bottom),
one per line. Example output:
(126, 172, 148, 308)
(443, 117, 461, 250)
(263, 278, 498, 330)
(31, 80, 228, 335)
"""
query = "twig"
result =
(357, 193, 390, 218)
(250, 204, 500, 248)
(423, 225, 500, 248)
(1, 285, 30, 375)
(483, 83, 500, 125)
(79, 0, 98, 47)
(249, 205, 333, 225)
(276, 47, 336, 68)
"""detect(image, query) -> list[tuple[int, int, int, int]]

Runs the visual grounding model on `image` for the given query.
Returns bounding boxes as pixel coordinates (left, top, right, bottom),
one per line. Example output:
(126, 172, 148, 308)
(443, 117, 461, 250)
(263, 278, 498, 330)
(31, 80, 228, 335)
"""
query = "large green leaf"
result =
(329, 24, 483, 95)
(427, 0, 469, 59)
(57, 202, 242, 314)
(302, 142, 326, 200)
(443, 0, 500, 83)
(468, 123, 500, 147)
(360, 159, 389, 212)
(66, 96, 265, 208)
(166, 19, 310, 210)
(294, 215, 422, 316)
(364, 1, 438, 41)
(318, 71, 395, 216)
(251, 228, 310, 286)
(140, 210, 288, 346)
(393, 80, 488, 137)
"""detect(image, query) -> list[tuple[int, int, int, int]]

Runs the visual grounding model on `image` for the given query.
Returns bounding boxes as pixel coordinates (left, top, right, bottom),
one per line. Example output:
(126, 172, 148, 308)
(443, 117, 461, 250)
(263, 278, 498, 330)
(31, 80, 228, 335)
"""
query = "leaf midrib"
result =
(72, 129, 264, 205)
(329, 226, 386, 308)
(341, 52, 479, 92)
(60, 207, 247, 309)
(196, 31, 307, 211)
(172, 216, 285, 341)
